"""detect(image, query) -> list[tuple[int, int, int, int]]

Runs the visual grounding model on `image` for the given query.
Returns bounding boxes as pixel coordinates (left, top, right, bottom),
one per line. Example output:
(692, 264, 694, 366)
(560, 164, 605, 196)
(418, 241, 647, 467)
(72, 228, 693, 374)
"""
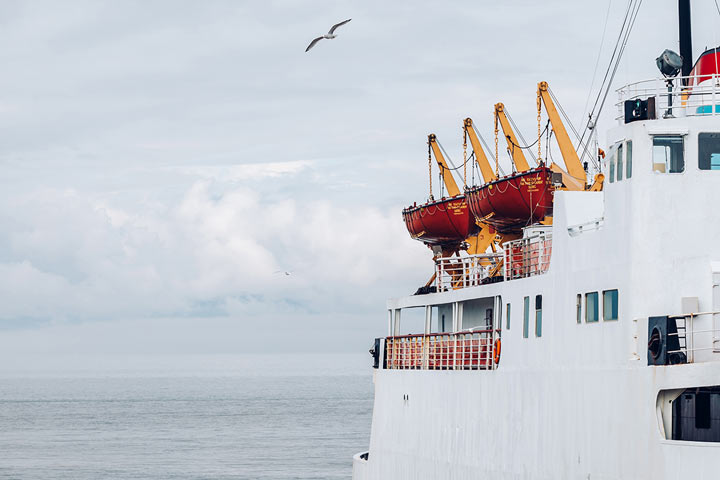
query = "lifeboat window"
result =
(576, 294, 582, 324)
(698, 132, 720, 170)
(617, 144, 624, 181)
(523, 296, 530, 338)
(535, 295, 542, 337)
(652, 135, 684, 173)
(602, 289, 619, 321)
(626, 140, 633, 178)
(506, 303, 511, 330)
(585, 292, 599, 323)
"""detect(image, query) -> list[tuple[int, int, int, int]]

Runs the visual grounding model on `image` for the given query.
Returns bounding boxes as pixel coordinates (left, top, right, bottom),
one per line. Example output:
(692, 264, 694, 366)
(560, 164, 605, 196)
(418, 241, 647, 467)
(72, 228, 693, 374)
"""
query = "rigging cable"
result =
(473, 123, 507, 177)
(506, 111, 539, 165)
(579, 0, 614, 136)
(579, 0, 643, 166)
(548, 87, 600, 171)
(504, 120, 551, 152)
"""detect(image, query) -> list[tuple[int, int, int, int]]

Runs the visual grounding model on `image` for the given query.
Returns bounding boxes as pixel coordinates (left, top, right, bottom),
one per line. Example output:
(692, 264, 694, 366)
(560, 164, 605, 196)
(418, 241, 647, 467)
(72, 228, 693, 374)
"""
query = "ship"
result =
(352, 2, 720, 478)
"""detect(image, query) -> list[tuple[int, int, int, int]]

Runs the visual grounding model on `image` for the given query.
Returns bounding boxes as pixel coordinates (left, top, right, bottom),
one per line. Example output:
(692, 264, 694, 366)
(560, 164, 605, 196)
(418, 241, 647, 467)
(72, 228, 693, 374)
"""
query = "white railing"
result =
(435, 253, 503, 291)
(667, 312, 720, 363)
(616, 74, 720, 121)
(385, 330, 500, 370)
(504, 233, 552, 281)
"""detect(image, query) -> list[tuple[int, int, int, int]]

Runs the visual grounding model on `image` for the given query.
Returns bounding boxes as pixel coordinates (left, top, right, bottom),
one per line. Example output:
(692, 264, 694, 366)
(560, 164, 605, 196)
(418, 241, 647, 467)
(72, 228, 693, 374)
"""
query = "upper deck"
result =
(382, 75, 720, 375)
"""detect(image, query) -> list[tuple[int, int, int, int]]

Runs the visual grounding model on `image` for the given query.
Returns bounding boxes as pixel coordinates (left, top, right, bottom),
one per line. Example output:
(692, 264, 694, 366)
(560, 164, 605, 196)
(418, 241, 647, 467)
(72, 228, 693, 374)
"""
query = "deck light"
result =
(656, 49, 684, 117)
(656, 49, 683, 78)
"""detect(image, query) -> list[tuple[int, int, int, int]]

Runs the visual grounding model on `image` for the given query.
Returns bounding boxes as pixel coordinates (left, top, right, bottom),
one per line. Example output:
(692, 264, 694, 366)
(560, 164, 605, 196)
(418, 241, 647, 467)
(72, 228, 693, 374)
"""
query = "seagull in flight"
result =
(305, 18, 352, 52)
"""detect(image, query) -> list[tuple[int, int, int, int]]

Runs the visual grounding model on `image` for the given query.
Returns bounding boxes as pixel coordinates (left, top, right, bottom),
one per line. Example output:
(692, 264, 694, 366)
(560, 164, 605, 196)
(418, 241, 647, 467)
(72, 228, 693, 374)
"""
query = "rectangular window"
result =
(652, 135, 684, 173)
(626, 140, 633, 178)
(576, 294, 582, 324)
(603, 289, 619, 321)
(608, 147, 616, 183)
(497, 296, 502, 330)
(506, 303, 511, 330)
(698, 132, 720, 170)
(523, 296, 530, 338)
(585, 292, 599, 323)
(535, 295, 542, 337)
(617, 144, 624, 181)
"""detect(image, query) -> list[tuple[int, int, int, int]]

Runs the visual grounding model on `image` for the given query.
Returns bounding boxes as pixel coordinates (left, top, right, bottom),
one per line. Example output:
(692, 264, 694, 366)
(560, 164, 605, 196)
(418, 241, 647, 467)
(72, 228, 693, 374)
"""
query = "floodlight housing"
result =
(656, 49, 684, 77)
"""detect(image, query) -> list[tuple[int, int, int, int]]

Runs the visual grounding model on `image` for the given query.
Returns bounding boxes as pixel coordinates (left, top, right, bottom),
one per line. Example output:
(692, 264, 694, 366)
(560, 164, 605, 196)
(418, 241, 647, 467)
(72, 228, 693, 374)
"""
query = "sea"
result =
(0, 354, 373, 480)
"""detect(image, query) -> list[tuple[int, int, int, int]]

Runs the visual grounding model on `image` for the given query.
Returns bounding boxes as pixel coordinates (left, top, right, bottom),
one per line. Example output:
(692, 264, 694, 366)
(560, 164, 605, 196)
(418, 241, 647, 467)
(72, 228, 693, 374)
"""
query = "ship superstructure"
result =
(353, 2, 720, 478)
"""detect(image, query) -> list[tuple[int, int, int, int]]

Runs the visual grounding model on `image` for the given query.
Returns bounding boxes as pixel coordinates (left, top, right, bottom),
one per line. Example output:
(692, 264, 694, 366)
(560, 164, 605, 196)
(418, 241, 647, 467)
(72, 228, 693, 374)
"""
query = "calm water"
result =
(0, 355, 373, 479)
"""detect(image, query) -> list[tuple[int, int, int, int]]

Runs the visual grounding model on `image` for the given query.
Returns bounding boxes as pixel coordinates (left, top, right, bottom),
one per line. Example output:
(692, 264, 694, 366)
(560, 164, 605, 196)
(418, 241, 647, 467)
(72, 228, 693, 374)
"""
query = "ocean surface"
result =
(0, 354, 373, 480)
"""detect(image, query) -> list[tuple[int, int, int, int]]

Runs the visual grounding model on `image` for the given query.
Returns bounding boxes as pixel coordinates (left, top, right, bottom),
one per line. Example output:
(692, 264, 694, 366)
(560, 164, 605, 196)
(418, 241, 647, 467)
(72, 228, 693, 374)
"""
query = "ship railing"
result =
(503, 233, 552, 281)
(667, 312, 720, 363)
(435, 253, 504, 291)
(615, 74, 720, 122)
(384, 330, 500, 371)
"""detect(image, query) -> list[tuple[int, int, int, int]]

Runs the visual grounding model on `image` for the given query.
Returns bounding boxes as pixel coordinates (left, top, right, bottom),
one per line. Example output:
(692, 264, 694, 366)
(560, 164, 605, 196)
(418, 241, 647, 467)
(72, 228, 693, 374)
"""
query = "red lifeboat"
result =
(465, 167, 554, 234)
(402, 195, 478, 247)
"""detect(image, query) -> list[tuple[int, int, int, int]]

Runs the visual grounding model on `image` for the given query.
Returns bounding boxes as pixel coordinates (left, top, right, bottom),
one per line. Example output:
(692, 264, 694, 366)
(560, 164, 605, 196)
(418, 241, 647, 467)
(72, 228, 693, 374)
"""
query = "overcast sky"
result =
(0, 0, 718, 369)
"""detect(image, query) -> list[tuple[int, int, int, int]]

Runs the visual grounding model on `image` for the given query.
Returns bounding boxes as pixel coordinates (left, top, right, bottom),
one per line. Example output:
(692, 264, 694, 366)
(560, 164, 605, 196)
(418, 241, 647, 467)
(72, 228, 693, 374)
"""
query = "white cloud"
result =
(0, 176, 428, 327)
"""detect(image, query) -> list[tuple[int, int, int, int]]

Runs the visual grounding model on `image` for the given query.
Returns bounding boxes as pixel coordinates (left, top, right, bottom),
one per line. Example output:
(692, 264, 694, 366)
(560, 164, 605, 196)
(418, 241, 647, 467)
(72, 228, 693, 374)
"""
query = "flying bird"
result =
(305, 18, 352, 52)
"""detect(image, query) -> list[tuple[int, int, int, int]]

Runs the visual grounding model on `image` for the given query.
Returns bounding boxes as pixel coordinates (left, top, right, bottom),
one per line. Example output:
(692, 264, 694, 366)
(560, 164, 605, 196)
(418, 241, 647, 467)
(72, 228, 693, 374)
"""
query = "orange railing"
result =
(385, 330, 500, 370)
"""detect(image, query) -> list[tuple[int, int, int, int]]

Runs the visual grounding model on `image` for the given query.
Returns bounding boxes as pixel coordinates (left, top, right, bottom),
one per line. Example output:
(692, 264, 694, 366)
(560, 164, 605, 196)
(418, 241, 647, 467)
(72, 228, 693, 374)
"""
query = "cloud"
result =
(0, 175, 428, 327)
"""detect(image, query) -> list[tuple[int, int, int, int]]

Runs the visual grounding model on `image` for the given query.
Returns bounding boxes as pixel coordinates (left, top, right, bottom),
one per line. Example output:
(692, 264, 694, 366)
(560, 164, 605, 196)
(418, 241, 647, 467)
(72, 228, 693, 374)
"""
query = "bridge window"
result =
(626, 140, 633, 178)
(585, 292, 599, 323)
(698, 133, 720, 170)
(617, 144, 624, 181)
(652, 135, 684, 173)
(506, 303, 511, 330)
(608, 147, 616, 183)
(535, 295, 542, 337)
(603, 289, 618, 321)
(523, 296, 530, 338)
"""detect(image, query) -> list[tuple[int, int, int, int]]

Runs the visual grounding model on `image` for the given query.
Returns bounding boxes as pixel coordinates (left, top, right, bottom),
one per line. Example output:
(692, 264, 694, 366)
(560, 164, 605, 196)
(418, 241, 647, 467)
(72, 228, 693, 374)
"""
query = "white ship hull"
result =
(354, 114, 720, 478)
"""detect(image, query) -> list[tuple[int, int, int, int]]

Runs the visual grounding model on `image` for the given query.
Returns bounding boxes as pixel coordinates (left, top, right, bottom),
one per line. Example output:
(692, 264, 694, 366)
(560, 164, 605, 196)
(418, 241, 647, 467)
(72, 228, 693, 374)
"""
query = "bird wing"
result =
(305, 36, 324, 52)
(328, 18, 352, 34)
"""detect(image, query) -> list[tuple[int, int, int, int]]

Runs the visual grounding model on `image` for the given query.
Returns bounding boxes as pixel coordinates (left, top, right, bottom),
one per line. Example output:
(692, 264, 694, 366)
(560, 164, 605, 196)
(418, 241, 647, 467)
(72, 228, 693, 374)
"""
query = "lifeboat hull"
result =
(465, 167, 554, 233)
(402, 196, 478, 247)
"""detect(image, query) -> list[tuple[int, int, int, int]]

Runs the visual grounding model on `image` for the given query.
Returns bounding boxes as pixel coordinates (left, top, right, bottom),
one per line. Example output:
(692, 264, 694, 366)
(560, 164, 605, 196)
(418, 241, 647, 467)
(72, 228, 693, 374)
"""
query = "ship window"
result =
(608, 147, 616, 183)
(506, 303, 511, 330)
(696, 392, 711, 429)
(698, 133, 720, 170)
(652, 135, 684, 173)
(617, 144, 624, 181)
(523, 296, 530, 338)
(585, 292, 599, 323)
(535, 295, 542, 337)
(603, 289, 618, 321)
(497, 296, 503, 330)
(576, 294, 582, 324)
(626, 141, 633, 178)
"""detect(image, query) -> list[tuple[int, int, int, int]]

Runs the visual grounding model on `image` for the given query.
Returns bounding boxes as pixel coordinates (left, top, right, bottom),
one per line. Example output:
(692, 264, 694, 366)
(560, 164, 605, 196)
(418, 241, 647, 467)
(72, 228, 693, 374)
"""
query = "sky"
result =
(0, 0, 718, 368)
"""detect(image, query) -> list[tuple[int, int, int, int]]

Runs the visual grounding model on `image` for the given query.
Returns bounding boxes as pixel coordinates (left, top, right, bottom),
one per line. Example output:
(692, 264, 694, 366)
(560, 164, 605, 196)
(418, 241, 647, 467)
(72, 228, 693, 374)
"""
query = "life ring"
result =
(493, 338, 501, 364)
